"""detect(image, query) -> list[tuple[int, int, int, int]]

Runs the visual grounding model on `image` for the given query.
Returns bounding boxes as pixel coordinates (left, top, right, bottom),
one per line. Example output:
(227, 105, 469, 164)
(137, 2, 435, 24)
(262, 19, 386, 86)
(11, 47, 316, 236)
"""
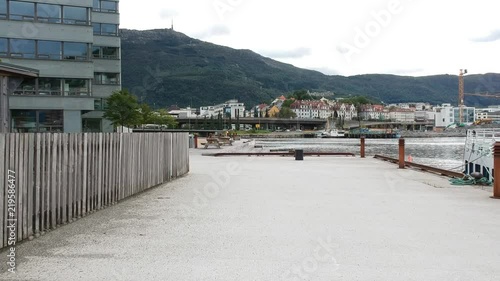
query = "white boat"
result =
(318, 129, 345, 138)
(463, 129, 500, 181)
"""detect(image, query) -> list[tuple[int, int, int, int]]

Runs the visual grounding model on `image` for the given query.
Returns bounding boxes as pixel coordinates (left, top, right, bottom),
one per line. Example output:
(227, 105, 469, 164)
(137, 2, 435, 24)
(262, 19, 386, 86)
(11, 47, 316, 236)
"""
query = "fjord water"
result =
(255, 137, 465, 172)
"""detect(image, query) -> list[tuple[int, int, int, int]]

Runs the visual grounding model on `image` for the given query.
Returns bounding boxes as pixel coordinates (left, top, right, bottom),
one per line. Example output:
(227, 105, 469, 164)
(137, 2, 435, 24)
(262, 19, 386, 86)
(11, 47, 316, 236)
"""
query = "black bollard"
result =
(295, 149, 304, 161)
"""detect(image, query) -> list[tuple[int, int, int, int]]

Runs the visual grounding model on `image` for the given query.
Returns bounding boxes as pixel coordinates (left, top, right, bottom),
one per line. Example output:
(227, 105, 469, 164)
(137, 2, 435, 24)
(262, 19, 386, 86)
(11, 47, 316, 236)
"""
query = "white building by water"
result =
(199, 99, 245, 119)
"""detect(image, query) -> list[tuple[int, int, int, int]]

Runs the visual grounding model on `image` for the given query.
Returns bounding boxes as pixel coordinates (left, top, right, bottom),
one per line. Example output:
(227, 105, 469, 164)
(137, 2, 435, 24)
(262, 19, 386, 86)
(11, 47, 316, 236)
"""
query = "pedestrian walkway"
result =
(1, 151, 500, 280)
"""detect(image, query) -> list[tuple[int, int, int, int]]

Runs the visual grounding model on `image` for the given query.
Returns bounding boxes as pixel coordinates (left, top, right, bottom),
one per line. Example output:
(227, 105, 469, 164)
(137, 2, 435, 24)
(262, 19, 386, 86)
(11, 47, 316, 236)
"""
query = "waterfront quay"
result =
(2, 143, 500, 280)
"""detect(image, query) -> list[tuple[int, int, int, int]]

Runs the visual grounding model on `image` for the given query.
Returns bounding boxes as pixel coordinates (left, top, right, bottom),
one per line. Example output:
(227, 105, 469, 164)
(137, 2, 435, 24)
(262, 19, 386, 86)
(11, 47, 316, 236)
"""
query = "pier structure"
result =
(2, 140, 500, 280)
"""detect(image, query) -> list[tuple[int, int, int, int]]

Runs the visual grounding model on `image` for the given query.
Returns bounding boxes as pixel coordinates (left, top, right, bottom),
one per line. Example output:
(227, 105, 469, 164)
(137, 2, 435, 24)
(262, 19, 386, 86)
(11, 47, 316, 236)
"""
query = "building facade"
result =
(388, 109, 415, 123)
(453, 107, 475, 125)
(434, 104, 454, 128)
(291, 100, 331, 119)
(0, 0, 121, 132)
(200, 100, 245, 119)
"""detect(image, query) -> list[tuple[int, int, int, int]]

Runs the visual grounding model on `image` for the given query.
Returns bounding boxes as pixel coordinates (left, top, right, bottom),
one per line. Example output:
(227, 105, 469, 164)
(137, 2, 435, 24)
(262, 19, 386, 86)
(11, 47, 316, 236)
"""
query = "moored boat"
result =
(317, 129, 346, 138)
(463, 129, 500, 181)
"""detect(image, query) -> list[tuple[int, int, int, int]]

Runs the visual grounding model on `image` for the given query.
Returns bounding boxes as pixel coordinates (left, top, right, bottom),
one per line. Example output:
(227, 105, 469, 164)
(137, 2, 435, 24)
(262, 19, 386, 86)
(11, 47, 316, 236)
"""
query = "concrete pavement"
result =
(1, 149, 500, 280)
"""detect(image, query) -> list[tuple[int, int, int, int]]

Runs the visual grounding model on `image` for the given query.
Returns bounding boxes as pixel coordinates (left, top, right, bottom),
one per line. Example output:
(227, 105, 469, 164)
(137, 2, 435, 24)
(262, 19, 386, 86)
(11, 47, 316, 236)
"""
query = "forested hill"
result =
(120, 28, 500, 107)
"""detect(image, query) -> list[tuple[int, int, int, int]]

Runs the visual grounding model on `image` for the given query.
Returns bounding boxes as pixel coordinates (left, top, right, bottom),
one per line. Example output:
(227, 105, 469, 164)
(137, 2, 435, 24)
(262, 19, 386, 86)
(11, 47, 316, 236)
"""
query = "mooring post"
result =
(399, 138, 405, 169)
(493, 142, 500, 198)
(360, 135, 366, 158)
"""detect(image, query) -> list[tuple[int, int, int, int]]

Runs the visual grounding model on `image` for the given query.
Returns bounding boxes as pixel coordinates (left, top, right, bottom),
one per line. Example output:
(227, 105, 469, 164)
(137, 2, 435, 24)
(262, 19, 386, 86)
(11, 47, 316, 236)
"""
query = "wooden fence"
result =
(0, 133, 189, 249)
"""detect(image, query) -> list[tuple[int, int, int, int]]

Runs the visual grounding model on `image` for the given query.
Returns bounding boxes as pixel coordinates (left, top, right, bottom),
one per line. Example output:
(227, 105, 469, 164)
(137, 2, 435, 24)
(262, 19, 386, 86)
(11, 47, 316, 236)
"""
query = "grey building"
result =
(0, 0, 121, 132)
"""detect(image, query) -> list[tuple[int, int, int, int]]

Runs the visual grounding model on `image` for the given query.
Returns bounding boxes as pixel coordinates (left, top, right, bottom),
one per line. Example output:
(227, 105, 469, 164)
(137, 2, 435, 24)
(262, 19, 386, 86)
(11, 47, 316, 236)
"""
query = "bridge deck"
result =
(1, 147, 500, 280)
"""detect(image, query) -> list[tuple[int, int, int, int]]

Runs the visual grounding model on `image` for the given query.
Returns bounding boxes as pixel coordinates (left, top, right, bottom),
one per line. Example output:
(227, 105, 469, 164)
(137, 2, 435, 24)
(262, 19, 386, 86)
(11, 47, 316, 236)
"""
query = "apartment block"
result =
(0, 0, 121, 132)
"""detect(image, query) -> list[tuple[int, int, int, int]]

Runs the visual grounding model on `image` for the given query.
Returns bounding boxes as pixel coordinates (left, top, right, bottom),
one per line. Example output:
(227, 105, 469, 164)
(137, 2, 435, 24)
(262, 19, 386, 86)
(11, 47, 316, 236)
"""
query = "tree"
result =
(139, 103, 154, 125)
(282, 99, 295, 108)
(104, 90, 142, 128)
(151, 109, 178, 129)
(202, 117, 208, 130)
(236, 112, 241, 131)
(209, 116, 216, 130)
(278, 108, 297, 118)
(217, 112, 223, 130)
(290, 90, 315, 101)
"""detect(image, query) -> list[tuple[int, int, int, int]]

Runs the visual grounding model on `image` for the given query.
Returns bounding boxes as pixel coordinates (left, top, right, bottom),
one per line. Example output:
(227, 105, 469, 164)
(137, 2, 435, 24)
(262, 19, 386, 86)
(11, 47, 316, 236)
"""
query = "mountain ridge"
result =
(120, 28, 500, 108)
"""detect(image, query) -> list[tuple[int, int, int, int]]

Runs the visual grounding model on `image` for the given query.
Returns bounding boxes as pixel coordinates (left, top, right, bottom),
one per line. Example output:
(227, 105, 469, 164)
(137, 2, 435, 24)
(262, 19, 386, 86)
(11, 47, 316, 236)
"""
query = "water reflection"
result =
(255, 138, 465, 171)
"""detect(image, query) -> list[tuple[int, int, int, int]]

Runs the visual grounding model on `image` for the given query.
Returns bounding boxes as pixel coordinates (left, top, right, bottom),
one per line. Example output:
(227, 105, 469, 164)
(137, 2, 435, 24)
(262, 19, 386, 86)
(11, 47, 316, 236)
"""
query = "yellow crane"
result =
(458, 69, 500, 124)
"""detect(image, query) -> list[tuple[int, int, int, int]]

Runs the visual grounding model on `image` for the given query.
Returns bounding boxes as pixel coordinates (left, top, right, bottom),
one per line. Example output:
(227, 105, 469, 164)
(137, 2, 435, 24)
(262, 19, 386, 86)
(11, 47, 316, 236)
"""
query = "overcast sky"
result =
(120, 0, 500, 77)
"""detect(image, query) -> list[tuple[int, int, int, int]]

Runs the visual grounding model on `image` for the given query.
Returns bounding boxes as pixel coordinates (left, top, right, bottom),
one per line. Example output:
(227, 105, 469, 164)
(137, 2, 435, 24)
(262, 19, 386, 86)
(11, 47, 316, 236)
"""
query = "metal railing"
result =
(374, 155, 464, 178)
(465, 129, 500, 157)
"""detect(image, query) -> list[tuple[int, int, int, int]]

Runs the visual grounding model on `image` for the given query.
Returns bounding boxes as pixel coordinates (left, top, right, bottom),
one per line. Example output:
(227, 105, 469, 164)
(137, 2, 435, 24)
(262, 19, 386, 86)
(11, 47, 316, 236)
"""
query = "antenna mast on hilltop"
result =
(171, 19, 174, 31)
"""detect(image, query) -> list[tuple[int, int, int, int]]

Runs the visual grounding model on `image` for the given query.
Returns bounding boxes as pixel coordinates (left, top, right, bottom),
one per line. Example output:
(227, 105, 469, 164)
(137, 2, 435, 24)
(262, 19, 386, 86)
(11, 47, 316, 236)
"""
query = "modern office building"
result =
(453, 106, 475, 125)
(0, 0, 121, 132)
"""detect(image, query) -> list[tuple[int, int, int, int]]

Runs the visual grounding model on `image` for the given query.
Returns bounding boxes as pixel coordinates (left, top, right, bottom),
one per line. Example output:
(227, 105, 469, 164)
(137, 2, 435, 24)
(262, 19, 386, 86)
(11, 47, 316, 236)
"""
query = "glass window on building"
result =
(93, 0, 118, 13)
(101, 24, 118, 36)
(92, 0, 100, 11)
(38, 110, 63, 132)
(38, 40, 62, 60)
(12, 78, 36, 95)
(63, 42, 88, 60)
(9, 1, 35, 20)
(102, 47, 119, 59)
(93, 46, 119, 59)
(11, 110, 37, 132)
(100, 1, 118, 12)
(92, 46, 100, 58)
(39, 78, 62, 96)
(37, 3, 62, 23)
(94, 98, 108, 110)
(83, 118, 102, 132)
(94, 73, 119, 85)
(63, 6, 88, 25)
(93, 23, 101, 35)
(10, 39, 35, 58)
(64, 79, 89, 96)
(0, 0, 7, 19)
(11, 110, 64, 133)
(0, 38, 7, 56)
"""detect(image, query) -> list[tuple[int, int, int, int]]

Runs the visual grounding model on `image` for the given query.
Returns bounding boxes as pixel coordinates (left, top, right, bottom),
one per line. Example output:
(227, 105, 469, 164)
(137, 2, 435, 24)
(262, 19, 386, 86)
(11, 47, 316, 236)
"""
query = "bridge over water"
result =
(175, 117, 327, 130)
(152, 117, 434, 131)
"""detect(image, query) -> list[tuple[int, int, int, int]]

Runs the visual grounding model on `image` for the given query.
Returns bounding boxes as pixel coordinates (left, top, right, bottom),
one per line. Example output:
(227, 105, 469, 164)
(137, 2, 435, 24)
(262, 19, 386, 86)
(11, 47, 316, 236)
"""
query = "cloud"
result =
(260, 47, 312, 59)
(471, 29, 500, 42)
(159, 9, 178, 20)
(195, 25, 231, 39)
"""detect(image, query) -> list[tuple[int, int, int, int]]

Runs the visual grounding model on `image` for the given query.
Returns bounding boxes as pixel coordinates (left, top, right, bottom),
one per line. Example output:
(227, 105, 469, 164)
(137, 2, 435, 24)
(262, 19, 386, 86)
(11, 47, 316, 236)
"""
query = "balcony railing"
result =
(12, 89, 90, 96)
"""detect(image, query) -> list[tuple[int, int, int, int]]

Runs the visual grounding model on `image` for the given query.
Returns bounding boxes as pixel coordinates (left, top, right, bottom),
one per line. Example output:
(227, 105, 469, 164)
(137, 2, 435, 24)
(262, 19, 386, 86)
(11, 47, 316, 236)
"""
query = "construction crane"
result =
(458, 69, 500, 124)
(458, 69, 467, 124)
